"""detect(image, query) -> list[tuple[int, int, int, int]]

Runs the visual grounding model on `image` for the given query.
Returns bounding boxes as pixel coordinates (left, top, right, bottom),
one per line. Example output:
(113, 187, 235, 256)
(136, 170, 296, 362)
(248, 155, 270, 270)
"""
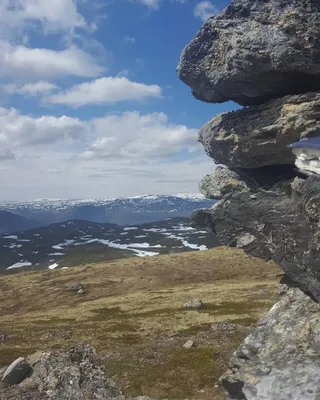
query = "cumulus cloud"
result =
(0, 107, 199, 162)
(79, 111, 199, 160)
(2, 81, 58, 96)
(0, 41, 104, 81)
(0, 107, 89, 150)
(0, 107, 210, 199)
(0, 0, 87, 34)
(47, 77, 162, 107)
(194, 1, 219, 21)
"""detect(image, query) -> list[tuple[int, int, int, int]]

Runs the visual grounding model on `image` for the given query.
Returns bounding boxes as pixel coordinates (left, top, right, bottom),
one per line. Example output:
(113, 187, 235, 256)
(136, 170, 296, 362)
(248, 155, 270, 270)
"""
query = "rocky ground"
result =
(0, 247, 280, 399)
(178, 0, 320, 399)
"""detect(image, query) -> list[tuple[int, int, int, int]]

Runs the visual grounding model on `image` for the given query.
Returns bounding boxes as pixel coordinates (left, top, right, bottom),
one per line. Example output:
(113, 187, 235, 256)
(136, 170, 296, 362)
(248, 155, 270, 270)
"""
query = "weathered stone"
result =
(221, 278, 320, 400)
(0, 333, 8, 342)
(183, 299, 205, 309)
(199, 92, 320, 169)
(199, 167, 250, 200)
(70, 283, 85, 292)
(2, 357, 32, 385)
(178, 0, 320, 106)
(183, 340, 196, 349)
(194, 176, 320, 301)
(26, 344, 122, 400)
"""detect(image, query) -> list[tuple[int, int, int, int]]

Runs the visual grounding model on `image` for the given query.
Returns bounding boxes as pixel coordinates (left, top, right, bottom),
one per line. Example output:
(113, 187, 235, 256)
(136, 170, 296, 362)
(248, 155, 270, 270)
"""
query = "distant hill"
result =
(0, 194, 215, 226)
(0, 210, 43, 234)
(0, 217, 217, 272)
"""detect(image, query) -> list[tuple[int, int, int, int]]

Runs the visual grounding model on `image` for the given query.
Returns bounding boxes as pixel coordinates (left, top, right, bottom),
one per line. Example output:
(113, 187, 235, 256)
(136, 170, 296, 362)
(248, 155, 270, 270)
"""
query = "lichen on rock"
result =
(178, 0, 320, 106)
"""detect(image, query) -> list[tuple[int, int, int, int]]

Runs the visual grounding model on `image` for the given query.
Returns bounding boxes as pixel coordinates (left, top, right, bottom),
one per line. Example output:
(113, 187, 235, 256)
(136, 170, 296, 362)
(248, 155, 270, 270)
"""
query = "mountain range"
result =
(0, 194, 214, 232)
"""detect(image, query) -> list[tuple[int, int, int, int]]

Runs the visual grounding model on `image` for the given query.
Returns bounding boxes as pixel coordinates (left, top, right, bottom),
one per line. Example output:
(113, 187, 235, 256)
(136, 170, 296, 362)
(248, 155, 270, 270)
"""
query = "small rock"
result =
(2, 357, 32, 385)
(70, 283, 85, 292)
(183, 340, 195, 349)
(77, 288, 85, 294)
(183, 299, 204, 309)
(0, 333, 8, 342)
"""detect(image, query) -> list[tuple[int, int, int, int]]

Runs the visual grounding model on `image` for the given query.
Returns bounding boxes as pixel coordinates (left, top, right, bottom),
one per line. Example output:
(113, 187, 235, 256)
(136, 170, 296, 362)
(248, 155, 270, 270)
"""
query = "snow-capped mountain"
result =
(0, 194, 214, 228)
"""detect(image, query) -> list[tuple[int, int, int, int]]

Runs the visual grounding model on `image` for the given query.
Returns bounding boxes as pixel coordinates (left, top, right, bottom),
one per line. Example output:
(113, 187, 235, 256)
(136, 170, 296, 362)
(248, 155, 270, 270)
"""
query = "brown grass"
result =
(0, 247, 281, 399)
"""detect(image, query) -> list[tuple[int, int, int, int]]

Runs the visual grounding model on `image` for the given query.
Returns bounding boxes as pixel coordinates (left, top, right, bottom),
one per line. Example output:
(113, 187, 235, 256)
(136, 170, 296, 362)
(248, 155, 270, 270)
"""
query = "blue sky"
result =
(0, 0, 234, 200)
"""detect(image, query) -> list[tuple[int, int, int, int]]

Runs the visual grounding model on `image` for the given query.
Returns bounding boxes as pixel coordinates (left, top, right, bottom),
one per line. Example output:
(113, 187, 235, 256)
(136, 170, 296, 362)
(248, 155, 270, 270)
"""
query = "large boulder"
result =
(177, 0, 320, 106)
(198, 92, 320, 169)
(194, 176, 320, 302)
(24, 344, 122, 400)
(221, 277, 320, 400)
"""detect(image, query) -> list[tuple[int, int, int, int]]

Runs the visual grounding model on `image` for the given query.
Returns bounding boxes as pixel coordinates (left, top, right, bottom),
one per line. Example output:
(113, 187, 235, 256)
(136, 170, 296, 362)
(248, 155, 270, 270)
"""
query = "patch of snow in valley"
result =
(52, 239, 75, 249)
(143, 228, 168, 233)
(9, 244, 22, 249)
(135, 235, 147, 238)
(49, 252, 65, 256)
(120, 232, 128, 235)
(182, 240, 207, 251)
(48, 263, 59, 270)
(123, 227, 138, 231)
(7, 261, 32, 270)
(70, 237, 159, 257)
(172, 225, 195, 231)
(127, 242, 163, 248)
(3, 235, 18, 239)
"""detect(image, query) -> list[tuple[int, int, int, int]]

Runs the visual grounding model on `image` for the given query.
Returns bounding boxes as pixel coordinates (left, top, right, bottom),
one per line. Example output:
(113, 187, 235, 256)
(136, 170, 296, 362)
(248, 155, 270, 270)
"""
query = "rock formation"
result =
(0, 344, 153, 400)
(178, 0, 320, 399)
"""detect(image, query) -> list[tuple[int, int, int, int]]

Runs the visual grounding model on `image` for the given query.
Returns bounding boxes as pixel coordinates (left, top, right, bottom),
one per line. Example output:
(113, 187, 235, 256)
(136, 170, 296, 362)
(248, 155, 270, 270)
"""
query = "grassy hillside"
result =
(0, 247, 281, 399)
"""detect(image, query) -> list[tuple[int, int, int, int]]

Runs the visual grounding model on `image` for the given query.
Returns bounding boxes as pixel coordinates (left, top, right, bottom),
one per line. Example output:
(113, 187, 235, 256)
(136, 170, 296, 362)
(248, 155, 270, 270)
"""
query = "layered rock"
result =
(178, 0, 320, 106)
(178, 0, 320, 399)
(221, 277, 320, 400)
(199, 92, 320, 169)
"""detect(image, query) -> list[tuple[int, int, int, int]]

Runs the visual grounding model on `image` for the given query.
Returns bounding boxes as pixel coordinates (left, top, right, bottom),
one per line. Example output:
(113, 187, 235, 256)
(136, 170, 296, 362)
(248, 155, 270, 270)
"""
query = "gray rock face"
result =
(199, 167, 250, 199)
(2, 357, 32, 385)
(193, 177, 320, 301)
(178, 0, 320, 106)
(199, 92, 320, 168)
(221, 278, 320, 400)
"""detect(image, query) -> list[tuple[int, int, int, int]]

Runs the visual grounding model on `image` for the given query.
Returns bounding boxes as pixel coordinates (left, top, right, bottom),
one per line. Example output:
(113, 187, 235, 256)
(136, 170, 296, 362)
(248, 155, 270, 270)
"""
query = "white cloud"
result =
(0, 107, 89, 149)
(0, 108, 199, 161)
(0, 41, 104, 81)
(79, 111, 199, 160)
(194, 1, 219, 21)
(133, 0, 186, 9)
(0, 0, 86, 33)
(47, 77, 162, 107)
(2, 81, 58, 96)
(124, 37, 136, 44)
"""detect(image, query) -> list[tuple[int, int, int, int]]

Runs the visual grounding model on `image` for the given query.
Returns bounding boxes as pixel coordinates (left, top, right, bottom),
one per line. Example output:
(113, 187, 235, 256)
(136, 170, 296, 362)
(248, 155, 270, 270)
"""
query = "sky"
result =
(0, 0, 234, 201)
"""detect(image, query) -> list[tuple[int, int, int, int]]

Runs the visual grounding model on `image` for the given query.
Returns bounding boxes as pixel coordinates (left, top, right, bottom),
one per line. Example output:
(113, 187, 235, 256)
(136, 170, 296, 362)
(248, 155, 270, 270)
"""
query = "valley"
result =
(0, 247, 281, 400)
(0, 217, 217, 273)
